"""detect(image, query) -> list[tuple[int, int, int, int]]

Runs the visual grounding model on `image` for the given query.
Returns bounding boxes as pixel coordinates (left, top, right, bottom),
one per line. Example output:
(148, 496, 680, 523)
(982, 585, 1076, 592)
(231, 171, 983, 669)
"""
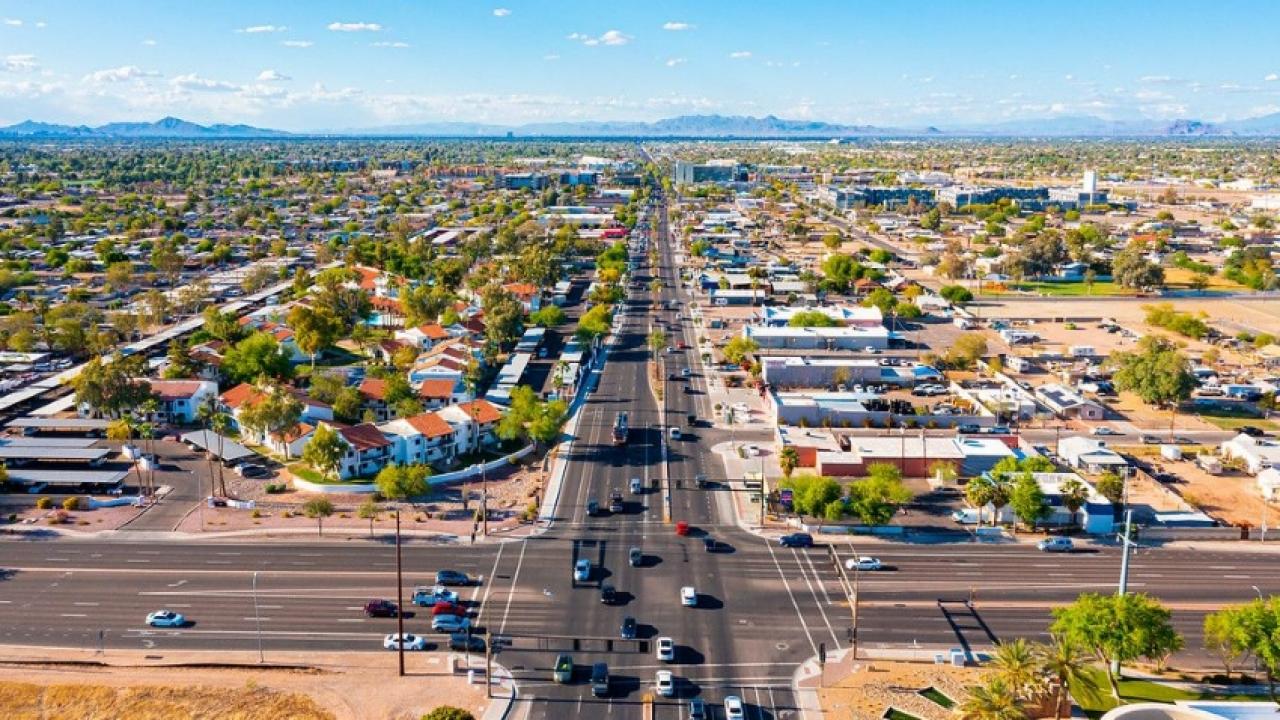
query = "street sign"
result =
(779, 489, 793, 509)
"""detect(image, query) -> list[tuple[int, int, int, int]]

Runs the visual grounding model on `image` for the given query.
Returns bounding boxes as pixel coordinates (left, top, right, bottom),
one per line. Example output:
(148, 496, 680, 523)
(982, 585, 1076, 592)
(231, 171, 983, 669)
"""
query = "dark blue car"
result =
(779, 533, 813, 548)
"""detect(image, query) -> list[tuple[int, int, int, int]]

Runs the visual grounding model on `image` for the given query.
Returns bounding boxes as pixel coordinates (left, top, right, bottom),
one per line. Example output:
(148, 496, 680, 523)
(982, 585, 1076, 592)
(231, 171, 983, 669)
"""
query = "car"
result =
(703, 537, 724, 553)
(431, 614, 472, 633)
(656, 636, 675, 662)
(1091, 426, 1119, 436)
(668, 427, 682, 440)
(431, 602, 466, 617)
(688, 698, 708, 720)
(680, 367, 691, 378)
(383, 633, 427, 651)
(435, 570, 478, 587)
(1141, 435, 1161, 445)
(573, 558, 591, 582)
(779, 533, 814, 548)
(591, 662, 611, 697)
(668, 372, 679, 381)
(725, 695, 745, 719)
(694, 473, 709, 489)
(363, 599, 399, 618)
(1038, 537, 1075, 553)
(629, 547, 643, 567)
(236, 463, 269, 478)
(411, 586, 458, 607)
(1240, 426, 1268, 438)
(956, 424, 981, 434)
(665, 346, 675, 354)
(145, 610, 185, 627)
(630, 477, 643, 494)
(449, 632, 485, 652)
(680, 586, 697, 607)
(586, 499, 600, 516)
(677, 341, 689, 350)
(653, 669, 676, 697)
(600, 584, 617, 604)
(609, 492, 625, 513)
(1173, 436, 1194, 445)
(621, 616, 637, 640)
(864, 345, 880, 354)
(553, 654, 574, 683)
(845, 556, 883, 571)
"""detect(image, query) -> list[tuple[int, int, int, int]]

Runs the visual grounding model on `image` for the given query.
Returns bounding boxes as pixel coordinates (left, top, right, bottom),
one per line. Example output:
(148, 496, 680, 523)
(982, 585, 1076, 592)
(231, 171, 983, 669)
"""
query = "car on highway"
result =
(677, 341, 689, 350)
(681, 367, 691, 378)
(1037, 537, 1075, 553)
(1172, 436, 1194, 444)
(725, 695, 746, 719)
(553, 654, 574, 683)
(411, 586, 458, 607)
(621, 616, 637, 640)
(591, 662, 611, 697)
(363, 599, 399, 618)
(573, 559, 592, 582)
(600, 584, 618, 605)
(629, 547, 643, 567)
(655, 670, 675, 697)
(1141, 435, 1161, 445)
(630, 477, 643, 494)
(695, 473, 710, 489)
(779, 533, 813, 548)
(383, 633, 427, 651)
(688, 698, 708, 720)
(668, 427, 682, 440)
(1240, 426, 1268, 438)
(656, 636, 675, 662)
(431, 602, 467, 617)
(680, 586, 698, 607)
(435, 570, 478, 587)
(145, 610, 186, 627)
(431, 614, 472, 633)
(449, 633, 485, 652)
(845, 556, 883, 571)
(586, 498, 600, 516)
(675, 521, 690, 536)
(1091, 426, 1119, 436)
(609, 491, 625, 513)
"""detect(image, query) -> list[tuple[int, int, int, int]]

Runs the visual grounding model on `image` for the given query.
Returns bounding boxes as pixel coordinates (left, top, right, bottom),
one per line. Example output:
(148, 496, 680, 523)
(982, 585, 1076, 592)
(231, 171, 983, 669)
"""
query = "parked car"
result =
(383, 633, 426, 651)
(694, 474, 710, 489)
(688, 698, 708, 720)
(655, 670, 675, 697)
(621, 616, 637, 640)
(779, 533, 813, 548)
(725, 695, 746, 720)
(236, 463, 269, 478)
(1141, 435, 1161, 445)
(145, 610, 185, 627)
(630, 477, 643, 494)
(1037, 537, 1075, 553)
(574, 559, 591, 582)
(1091, 426, 1119, 436)
(435, 570, 478, 587)
(586, 499, 600, 516)
(845, 556, 883, 571)
(591, 662, 611, 697)
(609, 491, 625, 513)
(656, 636, 675, 662)
(1239, 426, 1268, 438)
(363, 599, 399, 618)
(600, 584, 618, 605)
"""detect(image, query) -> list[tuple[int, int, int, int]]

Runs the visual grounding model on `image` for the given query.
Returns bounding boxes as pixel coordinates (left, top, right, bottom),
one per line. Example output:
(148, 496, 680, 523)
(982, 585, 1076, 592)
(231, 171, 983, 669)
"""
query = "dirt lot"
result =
(820, 660, 987, 720)
(968, 297, 1280, 342)
(0, 648, 492, 720)
(1129, 451, 1275, 528)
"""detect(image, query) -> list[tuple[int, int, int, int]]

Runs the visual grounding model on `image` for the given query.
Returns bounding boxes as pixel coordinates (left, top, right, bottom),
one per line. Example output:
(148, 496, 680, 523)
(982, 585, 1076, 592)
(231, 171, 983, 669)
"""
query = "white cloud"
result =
(141, 38, 157, 46)
(543, 54, 560, 61)
(1139, 75, 1175, 83)
(371, 41, 410, 48)
(171, 73, 239, 92)
(238, 25, 286, 33)
(665, 58, 686, 67)
(662, 22, 694, 31)
(2, 19, 22, 27)
(3, 54, 37, 72)
(327, 22, 382, 32)
(729, 51, 752, 59)
(282, 40, 313, 48)
(570, 30, 630, 47)
(493, 8, 511, 17)
(34, 21, 45, 29)
(84, 65, 160, 83)
(256, 69, 291, 82)
(1266, 73, 1279, 82)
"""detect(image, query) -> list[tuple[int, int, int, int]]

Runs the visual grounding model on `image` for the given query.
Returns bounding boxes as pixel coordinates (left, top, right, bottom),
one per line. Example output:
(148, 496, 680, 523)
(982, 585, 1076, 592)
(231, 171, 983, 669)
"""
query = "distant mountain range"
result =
(6, 112, 1280, 139)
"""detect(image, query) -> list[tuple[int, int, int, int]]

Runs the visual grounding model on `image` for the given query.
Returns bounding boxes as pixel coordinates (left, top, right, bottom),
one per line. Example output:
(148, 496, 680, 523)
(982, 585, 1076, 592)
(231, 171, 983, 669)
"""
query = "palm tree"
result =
(210, 412, 233, 498)
(1036, 637, 1091, 720)
(991, 638, 1045, 703)
(106, 418, 144, 497)
(965, 476, 996, 526)
(959, 677, 1025, 720)
(1059, 478, 1090, 529)
(196, 398, 221, 499)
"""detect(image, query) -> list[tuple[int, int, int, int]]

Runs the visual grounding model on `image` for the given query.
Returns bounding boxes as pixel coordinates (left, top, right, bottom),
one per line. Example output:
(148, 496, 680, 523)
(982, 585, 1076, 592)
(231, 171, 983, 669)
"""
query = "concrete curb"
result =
(791, 653, 827, 720)
(478, 658, 519, 720)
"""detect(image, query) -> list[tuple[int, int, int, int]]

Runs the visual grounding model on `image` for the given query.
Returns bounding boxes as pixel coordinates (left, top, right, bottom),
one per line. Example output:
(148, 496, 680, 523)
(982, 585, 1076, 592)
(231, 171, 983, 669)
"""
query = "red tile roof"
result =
(457, 399, 502, 424)
(417, 378, 456, 399)
(338, 423, 392, 450)
(403, 412, 454, 439)
(358, 377, 389, 401)
(416, 323, 449, 340)
(148, 380, 208, 401)
(219, 382, 262, 409)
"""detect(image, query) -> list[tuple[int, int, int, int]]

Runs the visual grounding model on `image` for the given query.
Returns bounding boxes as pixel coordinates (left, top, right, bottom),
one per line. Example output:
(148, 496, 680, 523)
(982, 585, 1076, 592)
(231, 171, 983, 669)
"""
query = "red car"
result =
(675, 521, 690, 537)
(431, 602, 467, 617)
(676, 341, 688, 350)
(363, 599, 399, 618)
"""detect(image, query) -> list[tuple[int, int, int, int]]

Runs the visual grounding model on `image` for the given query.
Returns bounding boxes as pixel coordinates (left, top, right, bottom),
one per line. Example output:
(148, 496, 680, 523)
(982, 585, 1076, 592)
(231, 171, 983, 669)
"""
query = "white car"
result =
(656, 636, 675, 662)
(655, 670, 675, 697)
(1091, 426, 1119, 436)
(1037, 537, 1075, 553)
(680, 586, 698, 607)
(573, 559, 591, 582)
(383, 633, 427, 651)
(845, 556, 883, 572)
(725, 695, 745, 720)
(431, 614, 472, 633)
(145, 610, 186, 627)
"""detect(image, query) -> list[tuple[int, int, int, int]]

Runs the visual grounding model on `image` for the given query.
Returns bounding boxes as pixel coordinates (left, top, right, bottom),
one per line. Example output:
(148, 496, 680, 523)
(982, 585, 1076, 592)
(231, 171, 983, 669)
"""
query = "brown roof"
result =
(417, 378, 457, 399)
(338, 423, 392, 450)
(457, 399, 502, 424)
(416, 323, 449, 340)
(272, 422, 315, 444)
(358, 377, 389, 401)
(148, 380, 207, 401)
(219, 382, 262, 409)
(403, 412, 454, 439)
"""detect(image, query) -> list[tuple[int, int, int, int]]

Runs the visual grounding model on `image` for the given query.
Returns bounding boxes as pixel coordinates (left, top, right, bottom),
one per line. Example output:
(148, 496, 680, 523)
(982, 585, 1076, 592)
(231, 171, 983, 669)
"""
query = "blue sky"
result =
(2, 0, 1280, 130)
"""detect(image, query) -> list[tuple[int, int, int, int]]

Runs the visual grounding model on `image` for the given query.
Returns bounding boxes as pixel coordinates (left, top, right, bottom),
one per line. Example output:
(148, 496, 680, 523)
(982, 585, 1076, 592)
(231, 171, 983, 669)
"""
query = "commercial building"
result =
(759, 305, 883, 328)
(743, 324, 891, 351)
(784, 431, 1014, 478)
(817, 186, 936, 210)
(761, 356, 942, 389)
(672, 161, 744, 184)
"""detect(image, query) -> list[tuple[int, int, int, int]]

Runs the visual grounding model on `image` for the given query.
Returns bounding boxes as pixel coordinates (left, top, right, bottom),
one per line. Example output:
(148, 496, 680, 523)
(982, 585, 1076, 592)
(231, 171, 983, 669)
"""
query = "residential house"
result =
(379, 411, 457, 468)
(395, 323, 450, 350)
(1058, 436, 1129, 473)
(357, 377, 393, 422)
(437, 399, 504, 454)
(1223, 433, 1280, 475)
(330, 422, 394, 480)
(145, 380, 219, 424)
(417, 378, 466, 409)
(218, 382, 334, 437)
(1035, 383, 1105, 420)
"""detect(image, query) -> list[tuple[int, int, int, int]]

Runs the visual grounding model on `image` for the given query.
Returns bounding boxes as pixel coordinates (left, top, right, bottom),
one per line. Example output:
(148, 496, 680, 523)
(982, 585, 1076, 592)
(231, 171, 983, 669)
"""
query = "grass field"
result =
(980, 280, 1137, 297)
(0, 681, 334, 720)
(1200, 416, 1279, 431)
(1073, 668, 1263, 716)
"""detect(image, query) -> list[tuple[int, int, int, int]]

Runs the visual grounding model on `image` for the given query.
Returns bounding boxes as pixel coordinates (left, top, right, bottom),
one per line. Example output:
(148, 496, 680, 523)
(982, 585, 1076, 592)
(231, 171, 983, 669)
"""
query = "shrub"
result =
(35, 496, 53, 510)
(62, 497, 82, 511)
(250, 509, 262, 519)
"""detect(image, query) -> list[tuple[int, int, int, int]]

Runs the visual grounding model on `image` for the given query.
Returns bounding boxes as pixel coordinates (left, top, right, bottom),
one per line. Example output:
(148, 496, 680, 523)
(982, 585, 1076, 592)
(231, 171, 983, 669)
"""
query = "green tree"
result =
(647, 329, 667, 356)
(1035, 636, 1092, 720)
(787, 311, 838, 328)
(722, 336, 759, 367)
(1213, 599, 1280, 699)
(939, 284, 974, 304)
(375, 463, 431, 501)
(958, 677, 1025, 720)
(288, 304, 343, 368)
(1094, 471, 1125, 505)
(779, 446, 799, 478)
(528, 305, 567, 328)
(778, 475, 842, 519)
(422, 707, 476, 720)
(357, 497, 381, 536)
(1059, 478, 1090, 528)
(575, 305, 613, 342)
(1050, 592, 1183, 701)
(1202, 605, 1250, 681)
(1110, 336, 1195, 408)
(331, 386, 363, 424)
(302, 496, 335, 536)
(846, 463, 912, 525)
(302, 424, 346, 481)
(237, 384, 304, 457)
(1009, 472, 1051, 531)
(222, 331, 294, 384)
(990, 638, 1045, 703)
(72, 354, 155, 418)
(946, 333, 989, 369)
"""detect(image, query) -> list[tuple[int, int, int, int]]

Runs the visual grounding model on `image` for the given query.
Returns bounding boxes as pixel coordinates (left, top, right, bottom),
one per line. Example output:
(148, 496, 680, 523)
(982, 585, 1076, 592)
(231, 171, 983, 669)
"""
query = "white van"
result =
(668, 427, 681, 440)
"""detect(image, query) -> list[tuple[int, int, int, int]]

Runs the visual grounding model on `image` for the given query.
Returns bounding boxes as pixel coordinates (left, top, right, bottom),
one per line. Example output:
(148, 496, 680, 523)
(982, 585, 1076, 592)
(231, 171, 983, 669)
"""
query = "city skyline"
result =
(3, 0, 1280, 130)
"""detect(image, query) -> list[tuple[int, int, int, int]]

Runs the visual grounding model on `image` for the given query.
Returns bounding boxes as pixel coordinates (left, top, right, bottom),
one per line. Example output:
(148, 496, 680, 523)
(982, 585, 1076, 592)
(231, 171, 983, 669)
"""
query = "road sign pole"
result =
(485, 630, 493, 699)
(396, 509, 405, 677)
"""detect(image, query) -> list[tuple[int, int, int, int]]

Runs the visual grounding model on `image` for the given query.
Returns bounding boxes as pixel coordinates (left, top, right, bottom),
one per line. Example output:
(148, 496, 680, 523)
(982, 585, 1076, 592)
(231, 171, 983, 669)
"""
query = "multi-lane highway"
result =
(3, 184, 1280, 720)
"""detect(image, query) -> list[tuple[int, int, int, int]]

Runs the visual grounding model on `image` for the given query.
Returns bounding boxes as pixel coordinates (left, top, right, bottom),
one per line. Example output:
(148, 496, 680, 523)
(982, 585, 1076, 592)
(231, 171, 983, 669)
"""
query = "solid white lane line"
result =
(790, 549, 841, 648)
(763, 541, 819, 656)
(499, 539, 530, 635)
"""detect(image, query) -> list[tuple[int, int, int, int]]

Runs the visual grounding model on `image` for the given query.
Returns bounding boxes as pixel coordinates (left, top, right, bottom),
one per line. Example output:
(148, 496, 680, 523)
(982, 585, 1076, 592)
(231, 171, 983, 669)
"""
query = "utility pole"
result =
(485, 629, 493, 699)
(395, 509, 405, 677)
(1112, 507, 1134, 678)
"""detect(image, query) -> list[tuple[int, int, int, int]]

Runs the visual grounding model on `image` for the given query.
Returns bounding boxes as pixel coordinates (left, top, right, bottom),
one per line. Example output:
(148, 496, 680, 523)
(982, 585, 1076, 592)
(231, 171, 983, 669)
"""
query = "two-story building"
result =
(380, 411, 457, 468)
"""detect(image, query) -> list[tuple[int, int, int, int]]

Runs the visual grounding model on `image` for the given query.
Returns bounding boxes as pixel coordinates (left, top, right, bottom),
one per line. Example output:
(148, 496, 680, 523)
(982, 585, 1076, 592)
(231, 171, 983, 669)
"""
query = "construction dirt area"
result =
(1126, 447, 1277, 530)
(819, 660, 986, 720)
(0, 647, 492, 720)
(965, 297, 1280, 342)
